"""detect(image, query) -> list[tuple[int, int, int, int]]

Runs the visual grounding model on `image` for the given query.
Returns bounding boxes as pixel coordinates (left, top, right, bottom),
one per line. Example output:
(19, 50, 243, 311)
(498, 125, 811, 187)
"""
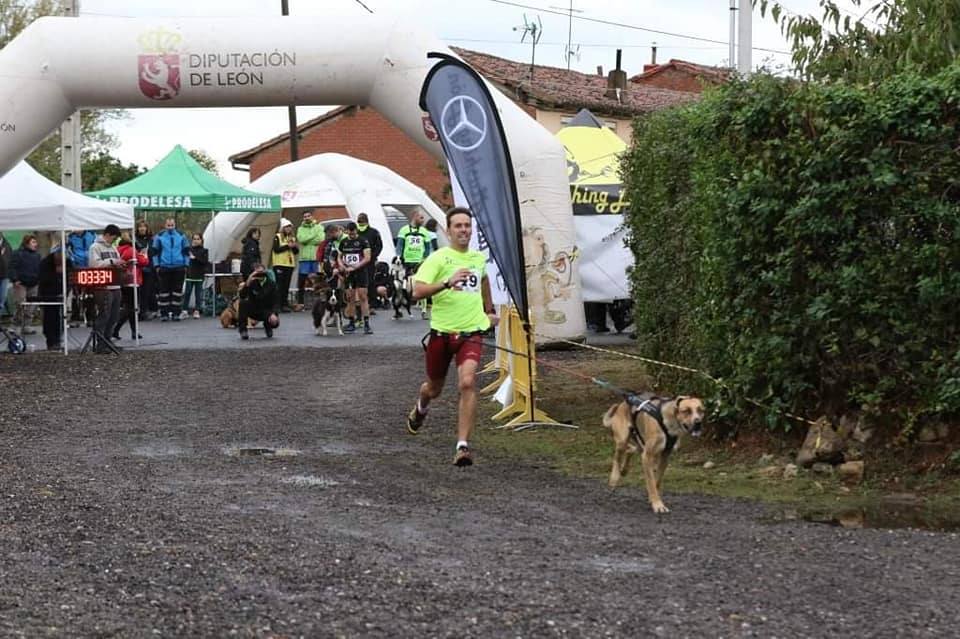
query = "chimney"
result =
(604, 49, 627, 102)
(596, 65, 603, 77)
(651, 43, 658, 65)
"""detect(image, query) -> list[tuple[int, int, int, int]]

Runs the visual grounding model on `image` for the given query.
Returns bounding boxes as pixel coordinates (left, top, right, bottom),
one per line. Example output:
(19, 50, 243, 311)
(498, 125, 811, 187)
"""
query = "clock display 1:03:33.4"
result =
(74, 268, 116, 287)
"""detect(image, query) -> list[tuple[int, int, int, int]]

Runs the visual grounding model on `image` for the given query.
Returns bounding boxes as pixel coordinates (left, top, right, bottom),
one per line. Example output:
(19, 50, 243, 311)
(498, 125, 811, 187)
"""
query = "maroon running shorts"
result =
(425, 332, 483, 381)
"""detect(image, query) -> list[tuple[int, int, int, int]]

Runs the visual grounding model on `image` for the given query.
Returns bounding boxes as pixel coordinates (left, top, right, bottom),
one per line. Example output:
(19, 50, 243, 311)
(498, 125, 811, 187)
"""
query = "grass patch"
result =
(473, 348, 960, 519)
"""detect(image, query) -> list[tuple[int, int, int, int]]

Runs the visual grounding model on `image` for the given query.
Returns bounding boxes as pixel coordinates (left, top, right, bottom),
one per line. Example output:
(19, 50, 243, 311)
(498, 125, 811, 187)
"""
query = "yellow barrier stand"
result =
(490, 306, 568, 430)
(479, 303, 511, 396)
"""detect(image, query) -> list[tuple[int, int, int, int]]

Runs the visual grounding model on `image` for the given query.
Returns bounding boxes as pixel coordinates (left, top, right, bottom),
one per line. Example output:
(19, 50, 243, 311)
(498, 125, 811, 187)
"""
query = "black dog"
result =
(390, 257, 412, 320)
(312, 277, 344, 336)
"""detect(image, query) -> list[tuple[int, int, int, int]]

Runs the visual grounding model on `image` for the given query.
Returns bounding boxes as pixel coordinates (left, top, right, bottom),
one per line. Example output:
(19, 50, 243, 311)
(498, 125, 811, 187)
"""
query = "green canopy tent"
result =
(87, 145, 280, 319)
(87, 145, 280, 213)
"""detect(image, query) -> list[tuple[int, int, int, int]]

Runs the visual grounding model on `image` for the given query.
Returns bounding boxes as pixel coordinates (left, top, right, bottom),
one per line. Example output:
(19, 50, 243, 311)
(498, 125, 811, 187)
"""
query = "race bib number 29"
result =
(457, 270, 481, 293)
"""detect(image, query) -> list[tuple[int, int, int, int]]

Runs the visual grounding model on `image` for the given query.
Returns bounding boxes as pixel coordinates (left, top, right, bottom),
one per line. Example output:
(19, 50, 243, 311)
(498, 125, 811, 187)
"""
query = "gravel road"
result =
(1, 347, 958, 638)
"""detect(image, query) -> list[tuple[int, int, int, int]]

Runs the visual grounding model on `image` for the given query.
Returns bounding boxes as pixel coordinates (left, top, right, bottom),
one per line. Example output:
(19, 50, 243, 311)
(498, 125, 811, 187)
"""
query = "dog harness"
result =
(626, 393, 680, 455)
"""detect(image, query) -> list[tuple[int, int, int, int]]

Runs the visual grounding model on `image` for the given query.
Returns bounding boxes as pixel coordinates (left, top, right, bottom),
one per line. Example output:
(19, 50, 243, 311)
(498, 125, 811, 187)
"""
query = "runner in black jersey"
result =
(336, 222, 373, 334)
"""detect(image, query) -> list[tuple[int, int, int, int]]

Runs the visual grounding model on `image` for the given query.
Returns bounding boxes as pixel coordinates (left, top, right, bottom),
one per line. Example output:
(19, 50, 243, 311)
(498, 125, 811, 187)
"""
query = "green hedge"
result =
(622, 68, 960, 432)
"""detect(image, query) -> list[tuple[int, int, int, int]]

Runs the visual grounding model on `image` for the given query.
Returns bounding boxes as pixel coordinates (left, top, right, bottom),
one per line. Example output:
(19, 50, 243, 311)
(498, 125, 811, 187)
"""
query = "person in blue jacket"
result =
(151, 217, 190, 321)
(66, 229, 97, 326)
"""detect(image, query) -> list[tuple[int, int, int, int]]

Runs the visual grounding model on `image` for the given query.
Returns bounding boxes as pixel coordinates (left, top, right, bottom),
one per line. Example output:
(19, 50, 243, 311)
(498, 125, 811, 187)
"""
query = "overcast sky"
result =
(72, 0, 868, 184)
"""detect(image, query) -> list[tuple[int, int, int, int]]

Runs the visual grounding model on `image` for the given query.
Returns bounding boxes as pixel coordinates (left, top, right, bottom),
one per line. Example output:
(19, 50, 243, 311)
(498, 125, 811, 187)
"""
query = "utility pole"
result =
(60, 0, 81, 191)
(281, 0, 299, 162)
(550, 1, 582, 71)
(729, 0, 737, 70)
(737, 0, 753, 76)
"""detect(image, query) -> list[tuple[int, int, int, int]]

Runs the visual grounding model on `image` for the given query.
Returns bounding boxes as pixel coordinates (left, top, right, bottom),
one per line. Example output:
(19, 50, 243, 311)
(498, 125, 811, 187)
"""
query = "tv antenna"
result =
(513, 14, 543, 81)
(550, 1, 583, 70)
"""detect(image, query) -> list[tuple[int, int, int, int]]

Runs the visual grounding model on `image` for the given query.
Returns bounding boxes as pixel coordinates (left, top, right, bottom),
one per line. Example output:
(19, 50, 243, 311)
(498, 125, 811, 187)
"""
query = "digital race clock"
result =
(71, 267, 118, 288)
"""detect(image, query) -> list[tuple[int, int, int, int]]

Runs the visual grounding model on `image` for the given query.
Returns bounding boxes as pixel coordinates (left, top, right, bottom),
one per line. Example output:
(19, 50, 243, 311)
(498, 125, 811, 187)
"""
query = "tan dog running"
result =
(603, 393, 705, 513)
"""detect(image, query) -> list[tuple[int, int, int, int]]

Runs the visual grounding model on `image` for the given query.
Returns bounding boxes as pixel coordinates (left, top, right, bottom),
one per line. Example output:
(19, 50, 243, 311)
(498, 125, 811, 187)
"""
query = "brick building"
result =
(630, 59, 730, 93)
(228, 48, 704, 209)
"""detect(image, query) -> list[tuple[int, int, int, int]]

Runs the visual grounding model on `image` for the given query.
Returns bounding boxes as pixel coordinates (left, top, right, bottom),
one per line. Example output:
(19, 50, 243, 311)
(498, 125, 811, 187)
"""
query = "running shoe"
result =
(406, 404, 426, 434)
(453, 445, 473, 467)
(239, 330, 249, 340)
(344, 320, 356, 333)
(192, 310, 201, 319)
(363, 321, 373, 335)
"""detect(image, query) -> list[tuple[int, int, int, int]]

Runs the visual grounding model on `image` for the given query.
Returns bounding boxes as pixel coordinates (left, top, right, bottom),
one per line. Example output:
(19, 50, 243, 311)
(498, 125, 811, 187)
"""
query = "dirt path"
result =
(1, 348, 957, 637)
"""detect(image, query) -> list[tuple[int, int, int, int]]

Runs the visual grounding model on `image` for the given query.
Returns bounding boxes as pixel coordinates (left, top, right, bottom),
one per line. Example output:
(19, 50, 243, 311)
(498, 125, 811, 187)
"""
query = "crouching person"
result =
(237, 263, 279, 340)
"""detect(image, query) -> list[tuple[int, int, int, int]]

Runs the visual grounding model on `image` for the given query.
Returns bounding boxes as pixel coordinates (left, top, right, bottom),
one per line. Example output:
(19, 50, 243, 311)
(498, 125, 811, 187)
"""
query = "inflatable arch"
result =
(0, 13, 585, 339)
(203, 153, 449, 265)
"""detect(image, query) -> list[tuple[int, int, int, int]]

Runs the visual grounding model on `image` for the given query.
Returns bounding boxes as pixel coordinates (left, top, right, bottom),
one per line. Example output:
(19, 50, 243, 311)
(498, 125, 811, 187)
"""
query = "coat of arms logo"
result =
(137, 28, 183, 101)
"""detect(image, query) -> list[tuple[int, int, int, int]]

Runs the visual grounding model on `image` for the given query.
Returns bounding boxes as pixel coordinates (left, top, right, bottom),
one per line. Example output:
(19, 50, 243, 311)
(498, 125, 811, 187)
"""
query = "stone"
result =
(837, 461, 864, 484)
(844, 442, 864, 462)
(796, 418, 847, 467)
(703, 461, 715, 470)
(811, 462, 834, 475)
(782, 464, 798, 479)
(758, 465, 781, 479)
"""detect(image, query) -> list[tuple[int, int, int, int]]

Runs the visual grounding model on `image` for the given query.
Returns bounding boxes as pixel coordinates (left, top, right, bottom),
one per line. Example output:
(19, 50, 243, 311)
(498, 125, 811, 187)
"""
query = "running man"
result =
(337, 222, 373, 335)
(406, 207, 498, 466)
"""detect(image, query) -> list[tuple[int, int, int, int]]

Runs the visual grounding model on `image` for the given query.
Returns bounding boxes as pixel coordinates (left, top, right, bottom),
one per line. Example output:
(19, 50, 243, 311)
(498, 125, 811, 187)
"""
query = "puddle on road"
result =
(767, 499, 960, 532)
(282, 474, 340, 488)
(223, 445, 302, 458)
(587, 557, 657, 575)
(131, 443, 186, 458)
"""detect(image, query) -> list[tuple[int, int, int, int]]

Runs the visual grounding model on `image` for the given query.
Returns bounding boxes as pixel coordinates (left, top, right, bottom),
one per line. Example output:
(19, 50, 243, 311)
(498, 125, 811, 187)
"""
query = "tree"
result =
(188, 149, 220, 176)
(81, 153, 144, 192)
(1, 0, 126, 182)
(759, 0, 960, 82)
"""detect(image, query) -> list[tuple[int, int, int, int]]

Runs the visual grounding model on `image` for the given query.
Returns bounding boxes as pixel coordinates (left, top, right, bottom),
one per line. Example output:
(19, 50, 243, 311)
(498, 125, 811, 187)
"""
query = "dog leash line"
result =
(530, 333, 819, 428)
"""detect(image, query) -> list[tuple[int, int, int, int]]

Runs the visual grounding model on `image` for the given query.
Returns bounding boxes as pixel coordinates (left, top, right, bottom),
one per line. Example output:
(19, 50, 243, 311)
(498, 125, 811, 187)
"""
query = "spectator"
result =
(88, 225, 123, 353)
(396, 212, 433, 319)
(182, 232, 209, 319)
(315, 224, 341, 283)
(237, 263, 279, 340)
(135, 220, 159, 321)
(240, 227, 261, 280)
(114, 236, 148, 341)
(295, 209, 323, 310)
(424, 218, 440, 253)
(9, 234, 41, 335)
(152, 217, 190, 322)
(65, 229, 97, 327)
(37, 247, 71, 351)
(0, 231, 11, 320)
(356, 212, 383, 311)
(271, 218, 298, 312)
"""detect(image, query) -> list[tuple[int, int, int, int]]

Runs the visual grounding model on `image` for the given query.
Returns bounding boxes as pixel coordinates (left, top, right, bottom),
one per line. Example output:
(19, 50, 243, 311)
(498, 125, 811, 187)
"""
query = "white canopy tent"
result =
(0, 161, 135, 353)
(203, 153, 446, 264)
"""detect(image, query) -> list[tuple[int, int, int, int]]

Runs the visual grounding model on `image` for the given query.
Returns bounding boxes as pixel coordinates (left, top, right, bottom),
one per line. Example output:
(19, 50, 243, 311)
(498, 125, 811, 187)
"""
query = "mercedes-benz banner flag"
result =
(419, 52, 529, 325)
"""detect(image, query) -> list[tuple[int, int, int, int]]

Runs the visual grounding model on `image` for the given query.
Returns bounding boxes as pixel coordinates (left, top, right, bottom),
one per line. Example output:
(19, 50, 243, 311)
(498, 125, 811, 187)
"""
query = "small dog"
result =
(390, 257, 412, 320)
(603, 393, 705, 513)
(312, 277, 344, 336)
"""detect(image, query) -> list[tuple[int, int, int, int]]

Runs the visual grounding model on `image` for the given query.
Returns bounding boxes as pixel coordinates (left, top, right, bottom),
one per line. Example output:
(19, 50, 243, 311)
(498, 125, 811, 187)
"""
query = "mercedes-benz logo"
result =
(440, 94, 488, 152)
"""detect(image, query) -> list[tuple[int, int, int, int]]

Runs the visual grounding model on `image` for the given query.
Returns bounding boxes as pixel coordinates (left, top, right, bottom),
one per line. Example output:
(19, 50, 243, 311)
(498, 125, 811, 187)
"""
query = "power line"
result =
(486, 0, 790, 55)
(353, 0, 375, 14)
(445, 37, 732, 51)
